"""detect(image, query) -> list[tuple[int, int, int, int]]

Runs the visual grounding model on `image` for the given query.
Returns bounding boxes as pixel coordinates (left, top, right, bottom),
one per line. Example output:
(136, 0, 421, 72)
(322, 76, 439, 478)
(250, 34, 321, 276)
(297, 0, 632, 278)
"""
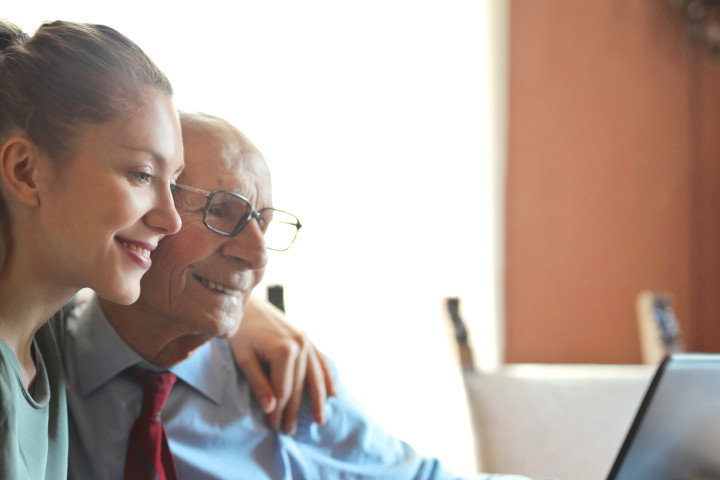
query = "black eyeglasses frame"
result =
(170, 183, 302, 251)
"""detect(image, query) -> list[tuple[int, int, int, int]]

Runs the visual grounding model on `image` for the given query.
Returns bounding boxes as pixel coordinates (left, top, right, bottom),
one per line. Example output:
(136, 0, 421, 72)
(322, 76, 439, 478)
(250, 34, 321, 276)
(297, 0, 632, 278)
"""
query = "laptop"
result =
(606, 353, 720, 480)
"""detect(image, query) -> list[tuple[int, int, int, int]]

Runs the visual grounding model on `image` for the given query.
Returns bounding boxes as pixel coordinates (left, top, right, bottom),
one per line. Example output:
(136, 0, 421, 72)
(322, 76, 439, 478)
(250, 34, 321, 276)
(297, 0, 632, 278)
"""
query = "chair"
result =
(444, 298, 655, 480)
(267, 284, 286, 312)
(636, 290, 684, 364)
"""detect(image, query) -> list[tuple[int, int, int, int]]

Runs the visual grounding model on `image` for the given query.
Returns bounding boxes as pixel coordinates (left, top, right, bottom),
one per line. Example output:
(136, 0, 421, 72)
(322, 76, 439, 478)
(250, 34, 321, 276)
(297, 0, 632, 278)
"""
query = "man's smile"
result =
(193, 274, 242, 296)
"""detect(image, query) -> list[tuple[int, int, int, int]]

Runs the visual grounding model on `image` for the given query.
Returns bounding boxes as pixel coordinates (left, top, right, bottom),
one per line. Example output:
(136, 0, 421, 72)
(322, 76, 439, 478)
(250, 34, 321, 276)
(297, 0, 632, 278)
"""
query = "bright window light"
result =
(6, 1, 506, 475)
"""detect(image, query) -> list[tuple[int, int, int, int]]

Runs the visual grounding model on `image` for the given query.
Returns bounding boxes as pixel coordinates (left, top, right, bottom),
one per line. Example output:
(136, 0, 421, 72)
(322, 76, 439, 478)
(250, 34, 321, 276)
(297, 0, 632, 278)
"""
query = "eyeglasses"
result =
(170, 184, 301, 251)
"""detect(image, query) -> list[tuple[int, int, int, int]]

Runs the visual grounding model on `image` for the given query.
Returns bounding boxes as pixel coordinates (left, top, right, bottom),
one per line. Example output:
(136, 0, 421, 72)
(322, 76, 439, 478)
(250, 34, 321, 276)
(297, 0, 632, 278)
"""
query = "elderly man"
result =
(64, 111, 531, 480)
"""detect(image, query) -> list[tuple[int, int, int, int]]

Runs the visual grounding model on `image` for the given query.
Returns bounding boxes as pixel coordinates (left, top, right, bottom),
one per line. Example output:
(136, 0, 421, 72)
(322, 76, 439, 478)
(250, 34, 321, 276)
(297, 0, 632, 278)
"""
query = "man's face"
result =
(135, 124, 270, 338)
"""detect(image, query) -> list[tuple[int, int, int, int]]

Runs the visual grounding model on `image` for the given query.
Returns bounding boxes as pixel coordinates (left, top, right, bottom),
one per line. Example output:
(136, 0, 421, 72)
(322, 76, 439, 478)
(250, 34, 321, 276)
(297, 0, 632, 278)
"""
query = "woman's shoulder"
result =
(0, 343, 23, 418)
(0, 341, 20, 383)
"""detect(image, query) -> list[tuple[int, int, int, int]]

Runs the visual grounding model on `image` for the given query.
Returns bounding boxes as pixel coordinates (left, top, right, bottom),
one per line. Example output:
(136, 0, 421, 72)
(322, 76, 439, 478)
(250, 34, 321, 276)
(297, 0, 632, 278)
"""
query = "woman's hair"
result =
(0, 19, 174, 271)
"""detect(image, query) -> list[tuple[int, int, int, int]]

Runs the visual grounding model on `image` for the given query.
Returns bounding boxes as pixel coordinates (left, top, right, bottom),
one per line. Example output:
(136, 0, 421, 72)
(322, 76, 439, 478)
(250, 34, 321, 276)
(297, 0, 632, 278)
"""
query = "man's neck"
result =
(97, 297, 210, 368)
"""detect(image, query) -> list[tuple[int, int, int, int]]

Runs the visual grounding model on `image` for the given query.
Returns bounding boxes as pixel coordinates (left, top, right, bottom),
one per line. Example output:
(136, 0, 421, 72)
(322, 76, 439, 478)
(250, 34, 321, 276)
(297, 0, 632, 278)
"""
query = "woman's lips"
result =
(115, 238, 153, 270)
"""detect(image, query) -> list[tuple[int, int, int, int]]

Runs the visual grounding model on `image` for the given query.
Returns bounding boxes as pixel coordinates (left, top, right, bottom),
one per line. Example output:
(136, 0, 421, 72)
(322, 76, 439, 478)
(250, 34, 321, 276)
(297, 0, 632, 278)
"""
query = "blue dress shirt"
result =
(63, 297, 528, 480)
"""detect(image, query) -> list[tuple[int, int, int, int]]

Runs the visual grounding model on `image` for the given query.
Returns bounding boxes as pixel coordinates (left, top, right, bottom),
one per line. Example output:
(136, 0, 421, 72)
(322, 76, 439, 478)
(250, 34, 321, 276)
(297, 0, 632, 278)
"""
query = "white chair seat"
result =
(463, 364, 655, 480)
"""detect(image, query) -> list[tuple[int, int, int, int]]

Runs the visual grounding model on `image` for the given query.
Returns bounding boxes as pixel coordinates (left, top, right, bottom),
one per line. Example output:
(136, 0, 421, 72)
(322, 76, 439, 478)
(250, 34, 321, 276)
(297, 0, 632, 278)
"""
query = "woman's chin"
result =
(97, 284, 141, 306)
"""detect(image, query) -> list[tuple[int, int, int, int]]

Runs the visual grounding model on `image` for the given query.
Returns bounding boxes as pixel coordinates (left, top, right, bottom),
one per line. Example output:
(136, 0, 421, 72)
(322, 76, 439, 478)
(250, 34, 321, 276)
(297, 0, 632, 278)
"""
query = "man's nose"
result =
(220, 218, 268, 270)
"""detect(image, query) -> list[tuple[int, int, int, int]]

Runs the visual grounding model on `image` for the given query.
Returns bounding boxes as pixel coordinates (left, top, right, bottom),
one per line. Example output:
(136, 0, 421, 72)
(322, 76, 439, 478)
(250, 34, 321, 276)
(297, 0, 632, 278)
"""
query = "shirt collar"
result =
(70, 295, 229, 404)
(169, 338, 230, 405)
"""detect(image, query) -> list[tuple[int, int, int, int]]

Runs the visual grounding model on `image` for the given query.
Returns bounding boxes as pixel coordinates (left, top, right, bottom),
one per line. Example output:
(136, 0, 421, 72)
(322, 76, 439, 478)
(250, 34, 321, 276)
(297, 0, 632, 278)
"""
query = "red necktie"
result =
(123, 367, 178, 480)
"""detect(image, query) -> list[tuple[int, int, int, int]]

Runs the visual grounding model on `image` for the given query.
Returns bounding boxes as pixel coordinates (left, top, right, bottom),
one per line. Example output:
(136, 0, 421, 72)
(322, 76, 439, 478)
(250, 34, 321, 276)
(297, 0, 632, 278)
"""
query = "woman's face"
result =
(38, 88, 184, 305)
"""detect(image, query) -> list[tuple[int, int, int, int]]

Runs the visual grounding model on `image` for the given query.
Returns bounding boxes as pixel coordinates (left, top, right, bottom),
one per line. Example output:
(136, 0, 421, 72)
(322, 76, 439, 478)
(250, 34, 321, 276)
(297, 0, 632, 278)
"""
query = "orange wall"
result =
(505, 1, 720, 363)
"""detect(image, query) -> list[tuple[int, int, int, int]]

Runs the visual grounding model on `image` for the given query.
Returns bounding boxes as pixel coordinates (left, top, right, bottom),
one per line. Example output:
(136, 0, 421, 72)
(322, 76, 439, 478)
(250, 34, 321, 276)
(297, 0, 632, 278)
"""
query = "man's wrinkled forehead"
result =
(179, 120, 272, 205)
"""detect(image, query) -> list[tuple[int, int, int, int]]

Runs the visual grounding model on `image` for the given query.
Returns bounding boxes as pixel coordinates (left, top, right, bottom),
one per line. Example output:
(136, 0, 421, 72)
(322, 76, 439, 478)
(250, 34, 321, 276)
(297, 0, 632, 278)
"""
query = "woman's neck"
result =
(0, 262, 76, 388)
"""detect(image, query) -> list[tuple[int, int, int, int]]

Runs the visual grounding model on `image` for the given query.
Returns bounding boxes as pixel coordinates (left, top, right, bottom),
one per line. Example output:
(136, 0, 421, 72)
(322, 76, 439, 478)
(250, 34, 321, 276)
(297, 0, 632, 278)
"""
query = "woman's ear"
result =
(0, 137, 41, 207)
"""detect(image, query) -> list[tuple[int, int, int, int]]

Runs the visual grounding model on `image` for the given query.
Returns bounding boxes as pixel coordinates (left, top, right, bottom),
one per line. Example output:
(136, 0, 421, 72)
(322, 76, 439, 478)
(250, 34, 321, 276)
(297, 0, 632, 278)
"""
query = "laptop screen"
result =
(607, 354, 720, 480)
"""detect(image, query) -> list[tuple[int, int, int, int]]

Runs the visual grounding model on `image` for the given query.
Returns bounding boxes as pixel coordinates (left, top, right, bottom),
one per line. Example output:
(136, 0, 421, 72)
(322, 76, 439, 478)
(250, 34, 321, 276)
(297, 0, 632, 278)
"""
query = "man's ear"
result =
(0, 137, 41, 207)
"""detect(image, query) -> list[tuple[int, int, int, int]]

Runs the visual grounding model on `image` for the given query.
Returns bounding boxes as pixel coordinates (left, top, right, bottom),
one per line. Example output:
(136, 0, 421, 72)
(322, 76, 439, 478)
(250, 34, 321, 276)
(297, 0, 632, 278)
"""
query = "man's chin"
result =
(200, 314, 241, 340)
(215, 325, 241, 340)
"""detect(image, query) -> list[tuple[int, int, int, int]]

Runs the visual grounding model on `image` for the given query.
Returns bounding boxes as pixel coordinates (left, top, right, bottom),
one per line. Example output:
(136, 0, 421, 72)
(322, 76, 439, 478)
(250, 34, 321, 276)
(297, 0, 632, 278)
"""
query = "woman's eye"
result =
(131, 172, 153, 184)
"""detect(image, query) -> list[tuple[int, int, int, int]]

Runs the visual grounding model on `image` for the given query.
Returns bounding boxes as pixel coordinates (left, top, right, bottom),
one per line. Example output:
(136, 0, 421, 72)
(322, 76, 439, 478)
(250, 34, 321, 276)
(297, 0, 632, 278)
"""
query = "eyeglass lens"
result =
(206, 191, 251, 234)
(206, 191, 298, 251)
(263, 210, 300, 251)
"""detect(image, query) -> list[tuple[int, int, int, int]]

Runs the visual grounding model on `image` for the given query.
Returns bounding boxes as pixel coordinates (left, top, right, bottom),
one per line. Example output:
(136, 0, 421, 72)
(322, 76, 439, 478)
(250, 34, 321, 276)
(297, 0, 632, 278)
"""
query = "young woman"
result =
(0, 20, 184, 478)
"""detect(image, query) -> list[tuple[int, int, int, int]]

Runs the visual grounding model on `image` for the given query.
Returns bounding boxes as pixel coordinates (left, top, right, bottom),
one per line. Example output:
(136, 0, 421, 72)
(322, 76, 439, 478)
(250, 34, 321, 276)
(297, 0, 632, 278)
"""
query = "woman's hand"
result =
(228, 296, 337, 434)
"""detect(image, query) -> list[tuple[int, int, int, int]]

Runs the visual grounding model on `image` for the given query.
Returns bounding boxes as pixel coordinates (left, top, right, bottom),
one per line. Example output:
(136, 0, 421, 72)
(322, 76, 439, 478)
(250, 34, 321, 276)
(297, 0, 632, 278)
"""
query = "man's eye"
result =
(208, 203, 230, 218)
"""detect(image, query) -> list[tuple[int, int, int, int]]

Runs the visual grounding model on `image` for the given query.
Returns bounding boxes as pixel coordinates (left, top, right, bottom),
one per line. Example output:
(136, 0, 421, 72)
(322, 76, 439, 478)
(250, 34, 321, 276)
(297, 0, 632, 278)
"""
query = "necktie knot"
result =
(127, 367, 177, 418)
